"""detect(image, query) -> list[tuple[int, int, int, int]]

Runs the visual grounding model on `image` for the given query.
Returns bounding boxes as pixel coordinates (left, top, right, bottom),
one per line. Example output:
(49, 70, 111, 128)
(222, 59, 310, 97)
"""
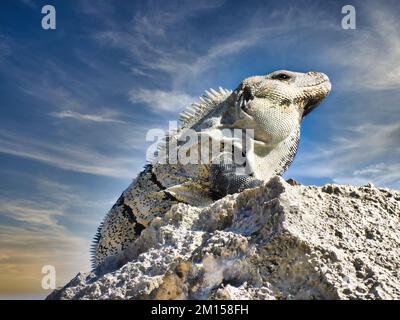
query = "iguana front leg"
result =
(194, 130, 262, 198)
(210, 161, 262, 198)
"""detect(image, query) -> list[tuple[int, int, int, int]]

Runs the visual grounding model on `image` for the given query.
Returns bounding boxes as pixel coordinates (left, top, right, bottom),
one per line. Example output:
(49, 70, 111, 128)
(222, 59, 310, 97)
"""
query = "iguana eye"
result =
(272, 73, 291, 80)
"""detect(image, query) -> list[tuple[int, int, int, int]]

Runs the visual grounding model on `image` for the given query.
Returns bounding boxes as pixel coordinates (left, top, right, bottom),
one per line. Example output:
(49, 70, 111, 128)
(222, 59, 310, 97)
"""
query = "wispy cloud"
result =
(19, 0, 37, 9)
(129, 89, 195, 113)
(288, 122, 400, 189)
(0, 35, 12, 61)
(0, 223, 89, 295)
(129, 29, 269, 87)
(351, 162, 400, 187)
(87, 1, 324, 126)
(0, 130, 142, 178)
(50, 110, 127, 124)
(325, 3, 400, 90)
(0, 174, 111, 295)
(0, 201, 63, 228)
(282, 1, 400, 188)
(131, 0, 226, 36)
(120, 27, 277, 81)
(0, 172, 113, 231)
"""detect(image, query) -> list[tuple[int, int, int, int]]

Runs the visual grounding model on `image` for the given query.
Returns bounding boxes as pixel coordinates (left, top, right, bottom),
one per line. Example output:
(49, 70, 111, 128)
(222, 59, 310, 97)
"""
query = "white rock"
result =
(47, 176, 400, 300)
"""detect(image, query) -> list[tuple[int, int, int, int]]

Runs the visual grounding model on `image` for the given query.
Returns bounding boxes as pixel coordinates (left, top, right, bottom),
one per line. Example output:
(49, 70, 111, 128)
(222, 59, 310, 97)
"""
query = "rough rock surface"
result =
(47, 177, 400, 300)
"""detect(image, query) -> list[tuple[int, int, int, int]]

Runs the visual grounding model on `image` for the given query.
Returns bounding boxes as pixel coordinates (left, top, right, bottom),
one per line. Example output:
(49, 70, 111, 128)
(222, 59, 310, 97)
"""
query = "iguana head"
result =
(230, 70, 331, 144)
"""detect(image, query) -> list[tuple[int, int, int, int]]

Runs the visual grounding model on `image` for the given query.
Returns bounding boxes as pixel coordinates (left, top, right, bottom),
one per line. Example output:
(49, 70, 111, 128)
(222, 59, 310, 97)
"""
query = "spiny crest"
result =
(91, 220, 105, 269)
(179, 87, 231, 129)
(150, 87, 231, 165)
(149, 127, 181, 164)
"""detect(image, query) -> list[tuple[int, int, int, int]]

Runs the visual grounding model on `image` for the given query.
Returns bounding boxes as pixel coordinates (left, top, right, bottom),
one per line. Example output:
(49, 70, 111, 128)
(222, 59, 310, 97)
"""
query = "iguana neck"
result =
(251, 127, 300, 181)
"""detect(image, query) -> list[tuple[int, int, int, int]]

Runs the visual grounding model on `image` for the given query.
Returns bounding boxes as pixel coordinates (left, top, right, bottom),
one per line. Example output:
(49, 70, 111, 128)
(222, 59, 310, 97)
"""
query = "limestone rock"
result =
(47, 177, 400, 300)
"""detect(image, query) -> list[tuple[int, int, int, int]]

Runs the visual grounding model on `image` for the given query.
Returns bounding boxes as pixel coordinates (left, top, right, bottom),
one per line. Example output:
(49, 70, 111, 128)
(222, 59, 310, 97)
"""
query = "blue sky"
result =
(0, 0, 399, 298)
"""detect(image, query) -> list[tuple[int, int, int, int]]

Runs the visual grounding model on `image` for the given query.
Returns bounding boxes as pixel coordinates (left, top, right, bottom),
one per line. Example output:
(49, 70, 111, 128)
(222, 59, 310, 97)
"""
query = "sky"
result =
(0, 0, 399, 299)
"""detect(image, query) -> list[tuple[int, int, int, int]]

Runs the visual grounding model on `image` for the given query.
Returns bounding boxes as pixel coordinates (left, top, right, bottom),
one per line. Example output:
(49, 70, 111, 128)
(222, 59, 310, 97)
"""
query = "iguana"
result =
(92, 70, 331, 269)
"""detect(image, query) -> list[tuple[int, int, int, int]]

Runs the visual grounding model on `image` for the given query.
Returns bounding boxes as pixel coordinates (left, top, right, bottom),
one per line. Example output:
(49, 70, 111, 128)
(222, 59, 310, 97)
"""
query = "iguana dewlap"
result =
(92, 70, 331, 269)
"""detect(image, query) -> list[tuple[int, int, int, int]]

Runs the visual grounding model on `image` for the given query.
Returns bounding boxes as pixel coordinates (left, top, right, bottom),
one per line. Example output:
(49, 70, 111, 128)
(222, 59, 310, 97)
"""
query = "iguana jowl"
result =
(92, 70, 331, 269)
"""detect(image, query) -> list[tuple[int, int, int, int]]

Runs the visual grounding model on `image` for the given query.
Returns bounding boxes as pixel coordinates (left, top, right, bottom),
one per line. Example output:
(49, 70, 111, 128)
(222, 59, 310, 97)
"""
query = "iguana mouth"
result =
(235, 87, 254, 114)
(302, 80, 332, 118)
(303, 98, 323, 118)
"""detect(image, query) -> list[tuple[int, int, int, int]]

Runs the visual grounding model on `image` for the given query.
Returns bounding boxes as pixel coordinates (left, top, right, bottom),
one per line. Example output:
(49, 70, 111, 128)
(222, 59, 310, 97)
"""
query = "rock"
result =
(47, 177, 400, 300)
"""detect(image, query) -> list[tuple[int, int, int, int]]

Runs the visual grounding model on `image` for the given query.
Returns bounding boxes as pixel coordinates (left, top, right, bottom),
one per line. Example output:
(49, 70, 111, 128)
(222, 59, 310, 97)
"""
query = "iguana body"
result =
(92, 70, 331, 269)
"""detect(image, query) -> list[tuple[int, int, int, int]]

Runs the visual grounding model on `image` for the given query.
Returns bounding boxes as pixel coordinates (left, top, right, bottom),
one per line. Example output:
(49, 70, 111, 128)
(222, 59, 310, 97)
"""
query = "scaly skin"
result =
(92, 70, 331, 269)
